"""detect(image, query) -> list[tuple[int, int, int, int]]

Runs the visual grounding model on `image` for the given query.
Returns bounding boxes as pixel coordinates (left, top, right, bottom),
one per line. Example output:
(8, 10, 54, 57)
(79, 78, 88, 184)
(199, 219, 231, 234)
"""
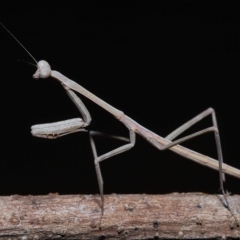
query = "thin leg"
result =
(165, 108, 227, 207)
(166, 108, 225, 178)
(89, 130, 136, 212)
(90, 131, 130, 143)
(211, 110, 228, 207)
(159, 127, 218, 150)
(64, 86, 92, 125)
(89, 131, 130, 160)
(166, 108, 214, 140)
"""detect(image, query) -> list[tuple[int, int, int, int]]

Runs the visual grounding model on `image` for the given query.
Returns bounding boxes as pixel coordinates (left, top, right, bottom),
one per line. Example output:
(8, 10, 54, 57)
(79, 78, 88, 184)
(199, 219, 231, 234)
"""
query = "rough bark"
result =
(0, 193, 240, 239)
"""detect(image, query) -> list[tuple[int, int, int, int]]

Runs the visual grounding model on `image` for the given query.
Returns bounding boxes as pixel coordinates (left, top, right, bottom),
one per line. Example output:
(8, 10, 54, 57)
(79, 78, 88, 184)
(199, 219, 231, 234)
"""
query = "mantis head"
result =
(33, 60, 51, 79)
(0, 23, 51, 79)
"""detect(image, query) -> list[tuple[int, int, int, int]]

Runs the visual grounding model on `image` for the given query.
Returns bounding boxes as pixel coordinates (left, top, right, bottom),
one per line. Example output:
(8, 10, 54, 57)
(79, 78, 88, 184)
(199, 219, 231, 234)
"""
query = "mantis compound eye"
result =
(33, 60, 51, 79)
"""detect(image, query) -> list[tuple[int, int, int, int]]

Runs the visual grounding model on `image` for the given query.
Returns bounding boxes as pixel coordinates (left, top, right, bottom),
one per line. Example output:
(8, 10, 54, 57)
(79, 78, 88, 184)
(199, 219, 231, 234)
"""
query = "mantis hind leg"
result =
(164, 108, 227, 207)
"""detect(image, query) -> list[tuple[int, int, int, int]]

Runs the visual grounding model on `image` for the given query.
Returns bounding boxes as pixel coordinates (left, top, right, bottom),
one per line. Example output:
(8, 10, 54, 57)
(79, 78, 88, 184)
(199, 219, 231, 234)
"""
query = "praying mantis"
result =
(1, 22, 240, 213)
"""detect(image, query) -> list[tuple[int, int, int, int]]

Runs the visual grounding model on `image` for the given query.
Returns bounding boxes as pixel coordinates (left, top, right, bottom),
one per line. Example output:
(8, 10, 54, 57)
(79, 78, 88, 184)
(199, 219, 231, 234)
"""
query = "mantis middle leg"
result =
(89, 130, 136, 212)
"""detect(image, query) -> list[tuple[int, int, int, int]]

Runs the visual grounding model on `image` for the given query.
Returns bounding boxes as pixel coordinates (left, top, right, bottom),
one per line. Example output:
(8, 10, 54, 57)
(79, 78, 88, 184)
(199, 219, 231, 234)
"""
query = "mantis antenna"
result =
(17, 59, 37, 67)
(0, 22, 38, 64)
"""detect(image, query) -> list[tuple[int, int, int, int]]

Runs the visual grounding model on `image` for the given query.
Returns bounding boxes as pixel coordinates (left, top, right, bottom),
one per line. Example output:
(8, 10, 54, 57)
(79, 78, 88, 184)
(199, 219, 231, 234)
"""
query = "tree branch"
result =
(0, 193, 239, 239)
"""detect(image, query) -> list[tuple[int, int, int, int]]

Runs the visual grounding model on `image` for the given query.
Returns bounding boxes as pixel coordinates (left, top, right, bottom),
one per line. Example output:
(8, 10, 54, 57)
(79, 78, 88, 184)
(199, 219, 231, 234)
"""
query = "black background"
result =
(0, 1, 240, 197)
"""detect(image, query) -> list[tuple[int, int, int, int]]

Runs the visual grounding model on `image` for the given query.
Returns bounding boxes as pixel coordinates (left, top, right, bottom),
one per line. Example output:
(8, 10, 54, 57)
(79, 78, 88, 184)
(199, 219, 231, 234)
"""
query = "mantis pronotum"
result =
(1, 22, 240, 213)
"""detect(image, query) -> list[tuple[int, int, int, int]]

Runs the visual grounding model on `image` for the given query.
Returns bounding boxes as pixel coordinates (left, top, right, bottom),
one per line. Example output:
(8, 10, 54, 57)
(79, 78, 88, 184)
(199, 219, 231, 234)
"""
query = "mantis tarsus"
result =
(2, 22, 240, 213)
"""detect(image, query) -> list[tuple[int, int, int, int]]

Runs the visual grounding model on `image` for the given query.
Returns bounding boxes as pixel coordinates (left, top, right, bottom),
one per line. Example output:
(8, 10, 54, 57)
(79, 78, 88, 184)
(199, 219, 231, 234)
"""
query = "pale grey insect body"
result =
(1, 21, 239, 213)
